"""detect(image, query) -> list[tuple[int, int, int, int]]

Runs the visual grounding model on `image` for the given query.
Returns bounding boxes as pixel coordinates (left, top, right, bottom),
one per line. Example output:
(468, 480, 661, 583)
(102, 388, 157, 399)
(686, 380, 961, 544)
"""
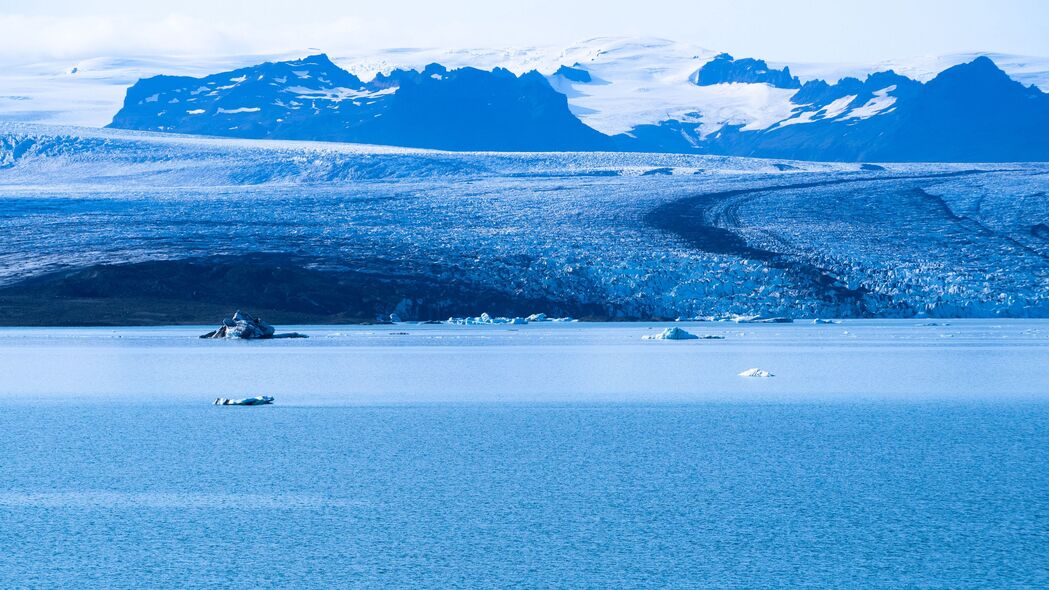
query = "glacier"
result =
(0, 123, 1046, 323)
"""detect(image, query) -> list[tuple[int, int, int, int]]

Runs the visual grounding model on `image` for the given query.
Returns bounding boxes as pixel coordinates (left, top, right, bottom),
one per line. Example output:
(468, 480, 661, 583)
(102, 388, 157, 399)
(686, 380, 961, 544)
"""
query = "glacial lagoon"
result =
(1, 320, 1048, 587)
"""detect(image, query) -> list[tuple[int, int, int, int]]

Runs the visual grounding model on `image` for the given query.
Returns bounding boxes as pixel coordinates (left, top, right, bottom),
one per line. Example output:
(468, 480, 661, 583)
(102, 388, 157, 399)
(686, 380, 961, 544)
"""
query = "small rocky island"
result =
(200, 310, 308, 339)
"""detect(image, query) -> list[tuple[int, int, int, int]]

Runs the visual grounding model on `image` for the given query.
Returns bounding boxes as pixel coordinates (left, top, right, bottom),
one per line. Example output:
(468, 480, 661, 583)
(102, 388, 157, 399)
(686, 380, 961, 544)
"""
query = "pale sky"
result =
(3, 0, 1048, 63)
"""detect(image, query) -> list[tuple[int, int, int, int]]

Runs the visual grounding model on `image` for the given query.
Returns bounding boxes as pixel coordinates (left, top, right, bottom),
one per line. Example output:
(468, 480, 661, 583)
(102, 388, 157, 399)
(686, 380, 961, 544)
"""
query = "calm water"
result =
(2, 404, 1048, 588)
(1, 320, 1048, 402)
(1, 322, 1048, 588)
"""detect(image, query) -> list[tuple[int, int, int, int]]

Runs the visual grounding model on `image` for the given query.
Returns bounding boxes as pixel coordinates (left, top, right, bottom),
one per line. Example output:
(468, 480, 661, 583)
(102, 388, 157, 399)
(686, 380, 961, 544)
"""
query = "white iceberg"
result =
(444, 312, 575, 325)
(643, 327, 700, 340)
(738, 368, 774, 378)
(728, 315, 794, 324)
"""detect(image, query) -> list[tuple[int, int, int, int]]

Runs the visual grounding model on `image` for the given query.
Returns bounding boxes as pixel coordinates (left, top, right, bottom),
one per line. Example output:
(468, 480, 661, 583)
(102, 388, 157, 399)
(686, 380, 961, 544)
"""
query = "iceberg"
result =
(643, 327, 700, 340)
(728, 315, 794, 324)
(738, 368, 774, 378)
(213, 396, 275, 406)
(444, 312, 575, 325)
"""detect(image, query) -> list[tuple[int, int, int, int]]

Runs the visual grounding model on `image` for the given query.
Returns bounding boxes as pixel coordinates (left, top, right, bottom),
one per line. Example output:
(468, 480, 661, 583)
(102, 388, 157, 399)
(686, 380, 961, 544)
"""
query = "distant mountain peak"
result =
(925, 55, 1044, 101)
(296, 53, 335, 64)
(934, 55, 1013, 83)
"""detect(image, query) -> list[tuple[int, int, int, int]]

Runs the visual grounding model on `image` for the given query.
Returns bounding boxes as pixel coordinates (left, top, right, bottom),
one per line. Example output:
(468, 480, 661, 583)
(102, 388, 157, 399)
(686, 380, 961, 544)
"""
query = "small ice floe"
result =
(738, 368, 774, 378)
(214, 396, 274, 406)
(200, 310, 308, 340)
(812, 318, 842, 324)
(643, 327, 699, 340)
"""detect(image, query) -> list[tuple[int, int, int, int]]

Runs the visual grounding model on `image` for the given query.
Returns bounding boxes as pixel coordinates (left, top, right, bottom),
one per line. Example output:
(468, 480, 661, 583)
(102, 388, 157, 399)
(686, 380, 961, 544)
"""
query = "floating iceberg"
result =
(738, 368, 774, 378)
(728, 315, 794, 324)
(200, 310, 308, 339)
(643, 327, 700, 340)
(213, 396, 275, 406)
(444, 312, 575, 325)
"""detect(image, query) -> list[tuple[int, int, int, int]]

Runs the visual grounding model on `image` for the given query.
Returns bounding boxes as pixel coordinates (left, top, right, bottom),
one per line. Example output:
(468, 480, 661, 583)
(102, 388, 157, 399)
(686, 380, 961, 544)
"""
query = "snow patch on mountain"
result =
(842, 86, 897, 120)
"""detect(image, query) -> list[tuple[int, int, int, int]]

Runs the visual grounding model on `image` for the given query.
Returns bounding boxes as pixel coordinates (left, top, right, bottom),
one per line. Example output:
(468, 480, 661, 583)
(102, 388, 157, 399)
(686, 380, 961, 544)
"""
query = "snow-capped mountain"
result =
(109, 54, 610, 151)
(706, 57, 1049, 162)
(6, 38, 1049, 161)
(622, 55, 1049, 161)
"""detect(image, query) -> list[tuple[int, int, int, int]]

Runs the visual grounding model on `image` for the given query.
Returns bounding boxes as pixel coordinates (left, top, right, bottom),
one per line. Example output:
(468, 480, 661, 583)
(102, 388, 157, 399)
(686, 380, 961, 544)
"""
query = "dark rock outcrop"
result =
(553, 64, 593, 83)
(200, 310, 306, 339)
(692, 53, 801, 89)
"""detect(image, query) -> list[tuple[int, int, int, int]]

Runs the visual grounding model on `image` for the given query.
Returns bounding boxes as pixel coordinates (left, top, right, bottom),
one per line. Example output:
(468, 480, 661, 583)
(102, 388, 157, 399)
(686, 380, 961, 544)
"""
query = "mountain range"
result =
(104, 40, 1049, 161)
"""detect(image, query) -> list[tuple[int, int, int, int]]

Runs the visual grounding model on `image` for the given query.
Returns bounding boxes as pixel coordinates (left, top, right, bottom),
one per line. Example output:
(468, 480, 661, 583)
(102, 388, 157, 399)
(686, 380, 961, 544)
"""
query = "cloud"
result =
(0, 13, 371, 62)
(3, 1, 1047, 66)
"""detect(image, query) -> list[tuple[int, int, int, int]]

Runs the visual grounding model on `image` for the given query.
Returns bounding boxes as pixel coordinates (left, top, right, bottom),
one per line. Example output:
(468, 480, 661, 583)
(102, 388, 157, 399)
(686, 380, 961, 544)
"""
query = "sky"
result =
(3, 0, 1048, 64)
